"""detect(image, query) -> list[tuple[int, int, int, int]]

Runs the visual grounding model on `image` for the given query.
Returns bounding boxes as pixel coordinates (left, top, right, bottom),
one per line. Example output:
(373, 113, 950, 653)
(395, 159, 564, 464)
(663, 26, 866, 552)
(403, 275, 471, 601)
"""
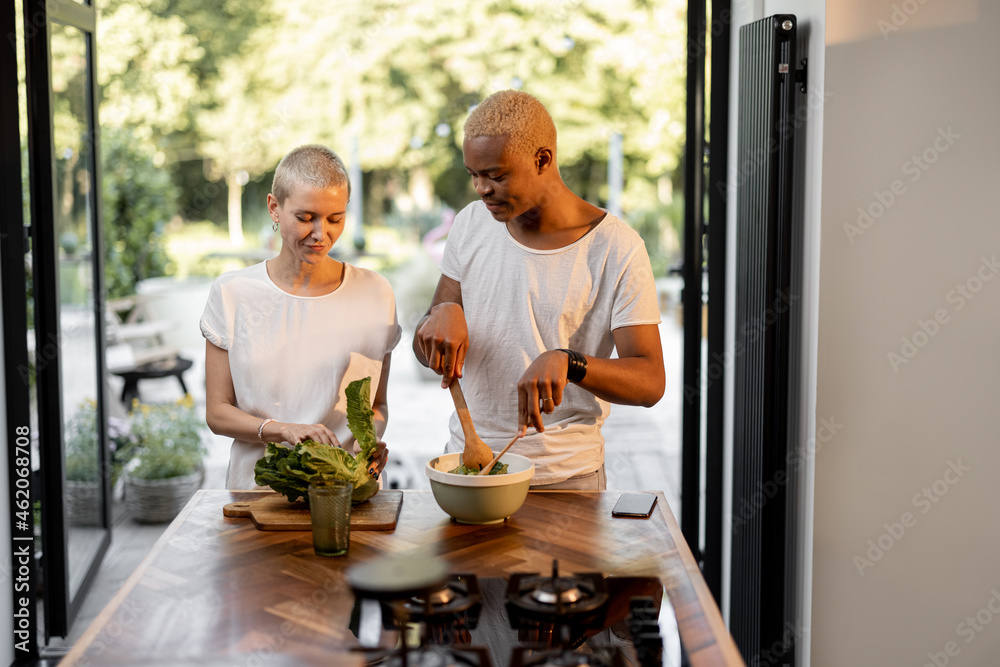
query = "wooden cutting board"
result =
(222, 490, 402, 531)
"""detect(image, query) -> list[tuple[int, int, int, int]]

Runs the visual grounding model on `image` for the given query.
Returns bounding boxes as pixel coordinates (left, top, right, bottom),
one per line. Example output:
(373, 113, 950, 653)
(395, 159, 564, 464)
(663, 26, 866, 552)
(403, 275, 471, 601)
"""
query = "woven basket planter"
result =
(124, 467, 204, 524)
(66, 480, 102, 526)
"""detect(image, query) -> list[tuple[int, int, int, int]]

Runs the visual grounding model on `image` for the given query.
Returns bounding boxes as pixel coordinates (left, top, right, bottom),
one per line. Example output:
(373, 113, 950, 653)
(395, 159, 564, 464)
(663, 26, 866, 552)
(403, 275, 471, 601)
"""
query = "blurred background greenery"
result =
(37, 0, 690, 305)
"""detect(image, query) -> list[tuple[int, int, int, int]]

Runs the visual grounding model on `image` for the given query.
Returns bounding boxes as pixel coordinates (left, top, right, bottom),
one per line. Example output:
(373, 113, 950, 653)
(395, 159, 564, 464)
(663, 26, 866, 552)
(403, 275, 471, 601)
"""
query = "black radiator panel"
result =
(730, 14, 799, 666)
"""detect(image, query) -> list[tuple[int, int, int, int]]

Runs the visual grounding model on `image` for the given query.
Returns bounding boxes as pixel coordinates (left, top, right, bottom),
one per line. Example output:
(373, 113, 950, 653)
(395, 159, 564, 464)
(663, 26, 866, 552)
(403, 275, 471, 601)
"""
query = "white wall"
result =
(813, 1, 1000, 665)
(723, 2, 826, 664)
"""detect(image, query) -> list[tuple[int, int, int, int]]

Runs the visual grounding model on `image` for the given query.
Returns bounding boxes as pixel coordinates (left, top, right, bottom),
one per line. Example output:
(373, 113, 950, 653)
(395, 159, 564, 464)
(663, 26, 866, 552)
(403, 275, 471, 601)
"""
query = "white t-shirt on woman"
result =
(200, 261, 401, 489)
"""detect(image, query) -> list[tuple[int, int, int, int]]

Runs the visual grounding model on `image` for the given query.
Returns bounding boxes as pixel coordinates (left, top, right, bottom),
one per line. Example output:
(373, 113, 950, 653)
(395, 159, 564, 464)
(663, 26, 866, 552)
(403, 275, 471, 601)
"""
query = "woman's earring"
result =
(272, 219, 278, 232)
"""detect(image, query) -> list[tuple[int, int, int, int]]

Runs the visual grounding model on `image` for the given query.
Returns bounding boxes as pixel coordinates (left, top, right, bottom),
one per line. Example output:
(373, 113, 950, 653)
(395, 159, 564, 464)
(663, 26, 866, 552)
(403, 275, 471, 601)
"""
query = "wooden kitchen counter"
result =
(61, 490, 743, 666)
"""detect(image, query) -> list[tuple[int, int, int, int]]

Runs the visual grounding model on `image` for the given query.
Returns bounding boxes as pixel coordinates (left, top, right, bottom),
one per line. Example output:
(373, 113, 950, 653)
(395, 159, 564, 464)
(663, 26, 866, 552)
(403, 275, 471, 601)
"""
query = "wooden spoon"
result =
(477, 433, 521, 476)
(448, 380, 493, 471)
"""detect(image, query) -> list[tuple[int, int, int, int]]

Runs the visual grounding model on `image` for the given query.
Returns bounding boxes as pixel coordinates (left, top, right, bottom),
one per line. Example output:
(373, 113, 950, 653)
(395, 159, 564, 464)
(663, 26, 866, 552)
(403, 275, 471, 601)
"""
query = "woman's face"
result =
(268, 182, 348, 265)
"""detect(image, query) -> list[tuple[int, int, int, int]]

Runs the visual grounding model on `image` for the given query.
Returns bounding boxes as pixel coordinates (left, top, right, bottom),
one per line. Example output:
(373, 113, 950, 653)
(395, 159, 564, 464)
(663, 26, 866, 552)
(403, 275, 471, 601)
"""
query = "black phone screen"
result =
(612, 493, 658, 518)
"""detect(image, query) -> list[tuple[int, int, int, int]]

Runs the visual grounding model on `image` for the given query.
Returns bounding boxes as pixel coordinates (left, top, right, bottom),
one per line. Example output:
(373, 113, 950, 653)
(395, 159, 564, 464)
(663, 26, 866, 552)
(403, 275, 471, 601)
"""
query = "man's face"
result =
(462, 135, 540, 222)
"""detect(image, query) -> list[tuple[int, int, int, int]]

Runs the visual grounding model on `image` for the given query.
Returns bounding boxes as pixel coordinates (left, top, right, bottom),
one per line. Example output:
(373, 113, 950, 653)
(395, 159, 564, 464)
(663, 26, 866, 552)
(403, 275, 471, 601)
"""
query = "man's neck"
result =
(507, 189, 607, 250)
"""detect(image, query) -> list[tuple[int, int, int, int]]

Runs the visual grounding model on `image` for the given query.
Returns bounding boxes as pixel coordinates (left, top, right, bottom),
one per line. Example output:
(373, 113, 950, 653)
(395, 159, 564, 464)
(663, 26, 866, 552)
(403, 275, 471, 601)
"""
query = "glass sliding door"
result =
(22, 0, 110, 639)
(2, 0, 39, 659)
(51, 16, 107, 604)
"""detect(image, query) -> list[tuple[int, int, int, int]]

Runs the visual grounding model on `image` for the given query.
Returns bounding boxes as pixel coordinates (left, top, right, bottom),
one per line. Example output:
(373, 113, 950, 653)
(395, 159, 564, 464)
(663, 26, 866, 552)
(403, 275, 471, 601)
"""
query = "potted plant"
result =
(64, 400, 136, 525)
(124, 394, 206, 524)
(64, 402, 102, 527)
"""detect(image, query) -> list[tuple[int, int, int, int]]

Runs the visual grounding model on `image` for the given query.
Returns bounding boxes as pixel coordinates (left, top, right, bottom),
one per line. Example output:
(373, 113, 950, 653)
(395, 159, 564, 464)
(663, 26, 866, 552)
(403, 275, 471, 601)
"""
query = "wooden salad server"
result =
(448, 380, 494, 471)
(477, 433, 521, 476)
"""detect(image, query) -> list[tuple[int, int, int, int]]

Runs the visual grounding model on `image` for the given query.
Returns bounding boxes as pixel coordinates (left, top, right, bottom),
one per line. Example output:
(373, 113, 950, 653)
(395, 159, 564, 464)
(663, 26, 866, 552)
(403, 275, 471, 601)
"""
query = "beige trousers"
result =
(530, 464, 607, 491)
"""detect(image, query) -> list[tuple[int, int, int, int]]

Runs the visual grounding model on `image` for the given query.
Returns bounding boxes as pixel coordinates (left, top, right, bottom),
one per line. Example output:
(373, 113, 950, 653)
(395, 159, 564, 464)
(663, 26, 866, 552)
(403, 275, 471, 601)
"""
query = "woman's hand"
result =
(368, 440, 389, 478)
(268, 421, 386, 478)
(275, 422, 342, 448)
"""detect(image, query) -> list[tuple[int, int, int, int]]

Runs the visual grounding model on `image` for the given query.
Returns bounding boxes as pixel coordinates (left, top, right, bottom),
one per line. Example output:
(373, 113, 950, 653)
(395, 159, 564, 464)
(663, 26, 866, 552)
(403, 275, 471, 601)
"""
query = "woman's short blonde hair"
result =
(463, 90, 557, 160)
(271, 144, 351, 205)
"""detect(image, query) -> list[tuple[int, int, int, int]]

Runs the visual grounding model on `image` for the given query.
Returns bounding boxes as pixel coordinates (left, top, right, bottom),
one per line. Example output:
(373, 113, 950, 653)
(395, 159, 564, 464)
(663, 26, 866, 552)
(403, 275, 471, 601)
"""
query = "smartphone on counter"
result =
(612, 493, 657, 518)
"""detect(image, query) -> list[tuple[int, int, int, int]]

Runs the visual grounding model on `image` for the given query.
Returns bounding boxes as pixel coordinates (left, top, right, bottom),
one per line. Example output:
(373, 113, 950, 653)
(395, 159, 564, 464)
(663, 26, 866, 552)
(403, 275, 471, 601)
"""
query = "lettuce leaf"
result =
(345, 375, 377, 460)
(253, 377, 380, 504)
(448, 461, 509, 475)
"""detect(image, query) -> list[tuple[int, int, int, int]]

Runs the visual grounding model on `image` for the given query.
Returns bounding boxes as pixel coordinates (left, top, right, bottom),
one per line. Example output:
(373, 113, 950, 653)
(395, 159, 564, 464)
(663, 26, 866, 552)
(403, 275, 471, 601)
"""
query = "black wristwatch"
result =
(557, 348, 587, 383)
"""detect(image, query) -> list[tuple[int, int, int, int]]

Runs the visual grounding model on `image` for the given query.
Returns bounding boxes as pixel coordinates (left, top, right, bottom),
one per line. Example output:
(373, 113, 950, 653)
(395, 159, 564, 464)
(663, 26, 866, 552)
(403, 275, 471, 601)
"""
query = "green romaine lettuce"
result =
(253, 376, 380, 504)
(448, 461, 509, 475)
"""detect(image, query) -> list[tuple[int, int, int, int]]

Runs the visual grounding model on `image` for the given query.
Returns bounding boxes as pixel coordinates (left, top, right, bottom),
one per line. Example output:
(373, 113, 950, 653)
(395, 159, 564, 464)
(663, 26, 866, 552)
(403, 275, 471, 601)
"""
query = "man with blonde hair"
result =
(414, 90, 664, 490)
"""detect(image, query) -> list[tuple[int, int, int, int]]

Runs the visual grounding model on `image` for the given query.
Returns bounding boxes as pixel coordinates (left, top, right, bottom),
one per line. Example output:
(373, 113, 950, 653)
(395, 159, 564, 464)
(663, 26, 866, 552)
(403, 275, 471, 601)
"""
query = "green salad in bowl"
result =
(448, 461, 508, 475)
(425, 452, 534, 524)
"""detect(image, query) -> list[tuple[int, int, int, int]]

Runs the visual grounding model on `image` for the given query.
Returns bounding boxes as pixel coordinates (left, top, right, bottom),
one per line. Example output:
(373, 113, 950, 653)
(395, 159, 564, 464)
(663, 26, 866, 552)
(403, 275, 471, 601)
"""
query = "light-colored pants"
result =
(530, 465, 607, 491)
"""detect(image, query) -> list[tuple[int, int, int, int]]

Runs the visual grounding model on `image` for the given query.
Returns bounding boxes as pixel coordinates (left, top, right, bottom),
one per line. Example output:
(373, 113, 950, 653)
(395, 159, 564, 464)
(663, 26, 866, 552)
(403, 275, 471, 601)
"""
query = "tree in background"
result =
(194, 0, 687, 256)
(95, 0, 688, 270)
(101, 129, 177, 299)
(162, 0, 276, 245)
(96, 0, 204, 296)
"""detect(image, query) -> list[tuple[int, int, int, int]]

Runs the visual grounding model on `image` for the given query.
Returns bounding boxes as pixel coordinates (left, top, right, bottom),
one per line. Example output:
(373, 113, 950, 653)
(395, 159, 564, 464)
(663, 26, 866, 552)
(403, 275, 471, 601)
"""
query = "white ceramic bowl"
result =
(425, 452, 535, 525)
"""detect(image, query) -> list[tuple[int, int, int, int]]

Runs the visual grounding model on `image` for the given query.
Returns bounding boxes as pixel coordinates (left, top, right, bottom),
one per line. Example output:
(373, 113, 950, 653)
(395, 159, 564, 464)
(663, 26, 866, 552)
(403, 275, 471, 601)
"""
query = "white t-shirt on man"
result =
(440, 201, 661, 484)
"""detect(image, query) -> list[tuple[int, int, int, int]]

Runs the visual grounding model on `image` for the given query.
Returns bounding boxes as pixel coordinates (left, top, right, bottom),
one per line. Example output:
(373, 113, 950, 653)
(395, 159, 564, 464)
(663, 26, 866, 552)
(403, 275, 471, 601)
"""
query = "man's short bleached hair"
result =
(464, 90, 557, 159)
(271, 144, 351, 205)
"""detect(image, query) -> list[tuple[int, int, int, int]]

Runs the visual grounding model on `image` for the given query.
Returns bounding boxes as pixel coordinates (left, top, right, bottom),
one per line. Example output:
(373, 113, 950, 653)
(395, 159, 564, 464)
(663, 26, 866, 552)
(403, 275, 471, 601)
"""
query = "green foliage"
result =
(64, 399, 137, 484)
(255, 377, 380, 504)
(345, 377, 377, 458)
(254, 441, 380, 505)
(64, 401, 100, 483)
(628, 207, 672, 278)
(128, 395, 206, 480)
(92, 0, 687, 270)
(448, 461, 509, 475)
(97, 0, 205, 145)
(101, 129, 177, 298)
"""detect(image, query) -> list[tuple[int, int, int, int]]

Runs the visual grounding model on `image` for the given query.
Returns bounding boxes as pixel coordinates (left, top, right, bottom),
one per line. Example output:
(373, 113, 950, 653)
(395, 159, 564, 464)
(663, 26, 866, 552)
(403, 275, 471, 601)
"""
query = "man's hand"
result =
(513, 324, 665, 436)
(516, 349, 570, 436)
(414, 302, 469, 388)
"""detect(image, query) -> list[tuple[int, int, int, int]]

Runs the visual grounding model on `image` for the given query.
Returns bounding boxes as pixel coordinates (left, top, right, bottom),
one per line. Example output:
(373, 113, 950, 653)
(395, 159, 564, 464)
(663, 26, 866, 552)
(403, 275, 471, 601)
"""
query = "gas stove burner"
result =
(395, 574, 482, 619)
(510, 646, 628, 667)
(530, 578, 586, 605)
(362, 645, 492, 667)
(507, 561, 609, 620)
(420, 586, 458, 606)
